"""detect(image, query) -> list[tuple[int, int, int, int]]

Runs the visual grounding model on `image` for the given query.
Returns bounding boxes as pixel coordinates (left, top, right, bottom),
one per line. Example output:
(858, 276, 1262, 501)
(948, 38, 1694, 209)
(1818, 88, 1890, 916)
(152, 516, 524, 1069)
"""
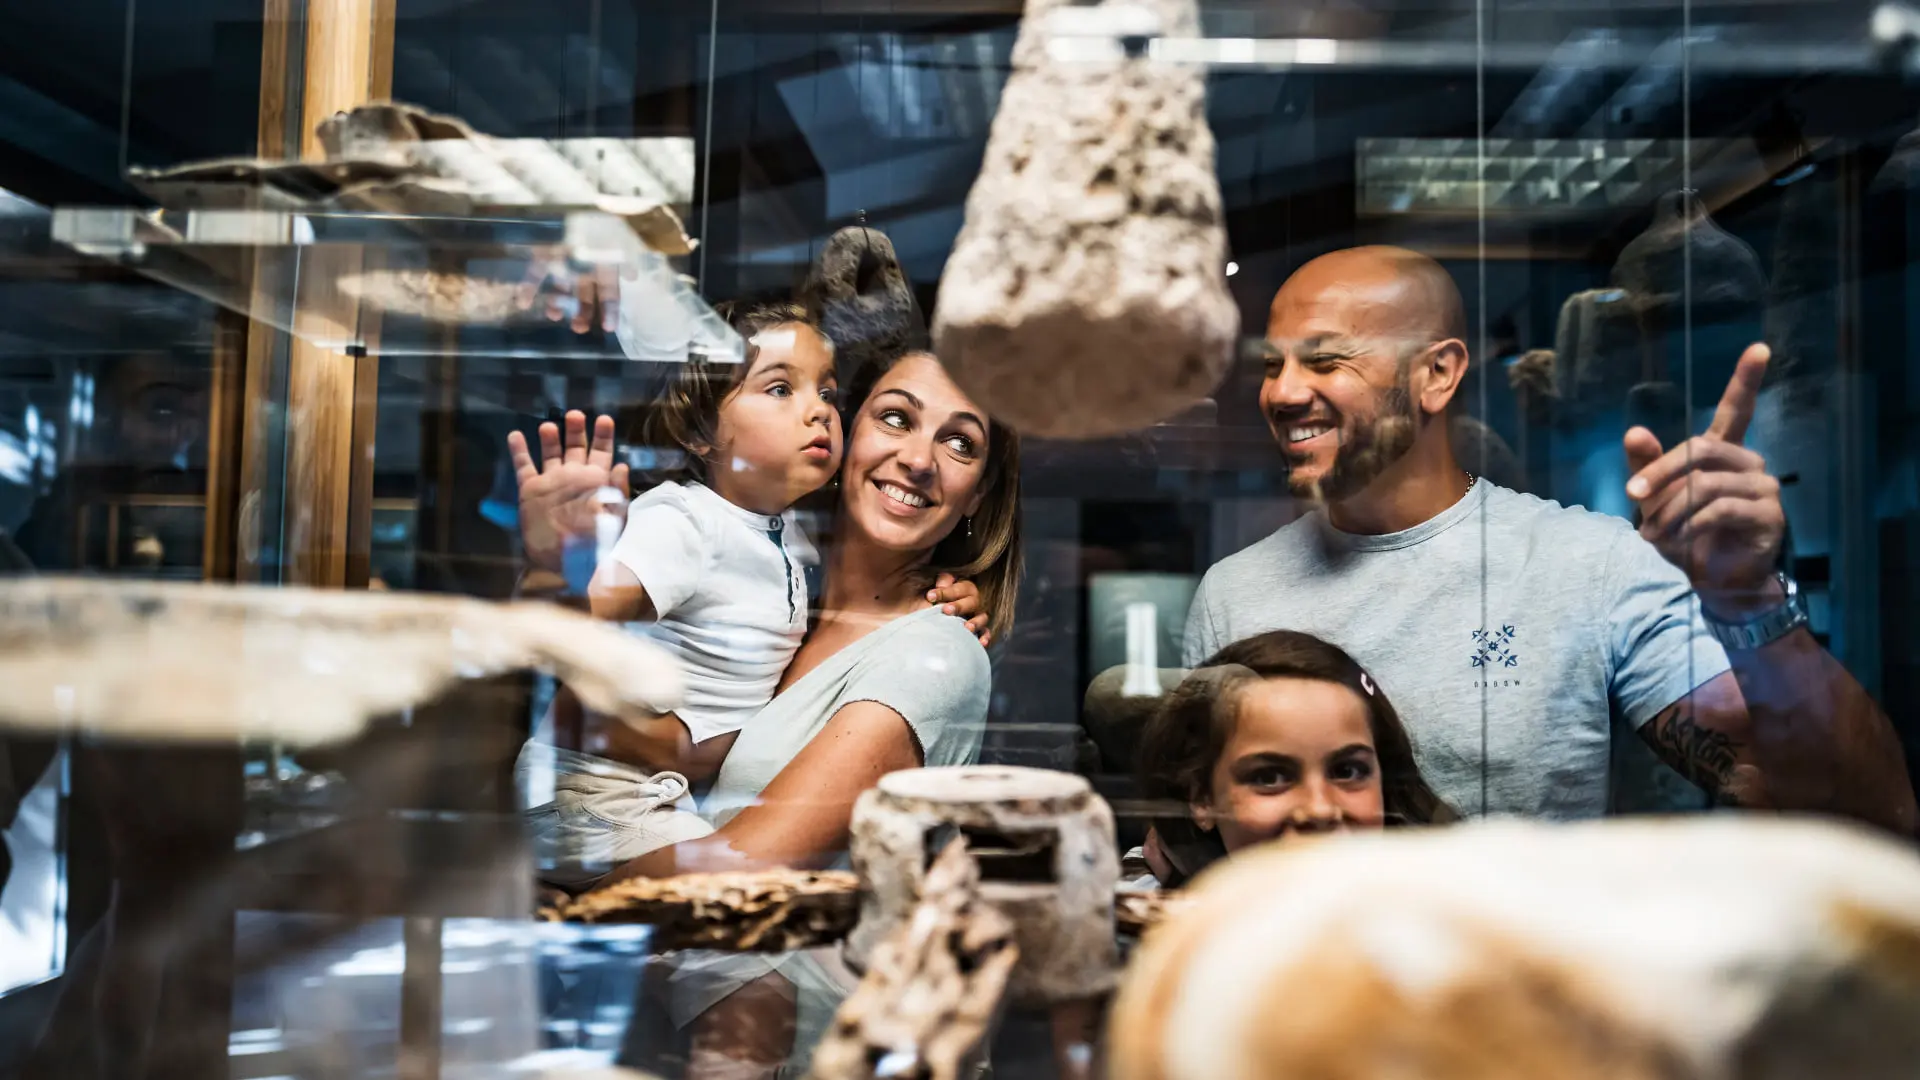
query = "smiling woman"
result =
(840, 352, 1025, 636)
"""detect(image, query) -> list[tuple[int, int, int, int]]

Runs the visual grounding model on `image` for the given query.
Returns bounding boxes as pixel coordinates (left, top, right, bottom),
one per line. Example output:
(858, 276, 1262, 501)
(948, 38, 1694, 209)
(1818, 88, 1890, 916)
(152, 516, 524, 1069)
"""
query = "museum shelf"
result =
(46, 204, 743, 364)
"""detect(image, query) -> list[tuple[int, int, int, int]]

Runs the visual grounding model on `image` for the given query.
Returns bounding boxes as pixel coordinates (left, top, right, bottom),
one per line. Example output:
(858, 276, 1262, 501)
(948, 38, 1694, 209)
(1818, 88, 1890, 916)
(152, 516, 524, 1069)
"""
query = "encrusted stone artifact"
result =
(808, 838, 1018, 1080)
(847, 766, 1119, 1005)
(0, 577, 681, 746)
(1109, 818, 1920, 1080)
(932, 0, 1238, 439)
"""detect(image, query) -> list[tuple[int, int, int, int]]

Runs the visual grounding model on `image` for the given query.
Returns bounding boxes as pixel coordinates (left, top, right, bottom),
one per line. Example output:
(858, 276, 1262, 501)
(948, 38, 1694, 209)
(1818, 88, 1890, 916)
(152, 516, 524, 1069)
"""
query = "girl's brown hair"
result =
(1137, 630, 1456, 884)
(635, 301, 828, 485)
(842, 350, 1023, 638)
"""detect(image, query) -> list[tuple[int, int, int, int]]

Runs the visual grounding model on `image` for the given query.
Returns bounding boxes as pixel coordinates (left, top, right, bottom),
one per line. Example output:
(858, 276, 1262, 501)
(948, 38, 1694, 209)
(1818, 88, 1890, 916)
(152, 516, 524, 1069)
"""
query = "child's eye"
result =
(767, 382, 791, 398)
(1246, 767, 1293, 792)
(821, 386, 839, 403)
(1331, 759, 1375, 784)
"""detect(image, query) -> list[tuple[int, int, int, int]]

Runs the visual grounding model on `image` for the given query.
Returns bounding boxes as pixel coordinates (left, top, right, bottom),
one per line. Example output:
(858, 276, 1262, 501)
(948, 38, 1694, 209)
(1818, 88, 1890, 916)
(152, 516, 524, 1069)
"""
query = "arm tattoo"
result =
(1645, 702, 1743, 803)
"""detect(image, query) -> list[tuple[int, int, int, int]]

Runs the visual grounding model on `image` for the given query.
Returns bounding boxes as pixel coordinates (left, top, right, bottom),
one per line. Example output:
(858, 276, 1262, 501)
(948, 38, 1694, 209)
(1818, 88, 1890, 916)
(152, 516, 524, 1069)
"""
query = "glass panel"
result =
(5, 0, 1920, 1076)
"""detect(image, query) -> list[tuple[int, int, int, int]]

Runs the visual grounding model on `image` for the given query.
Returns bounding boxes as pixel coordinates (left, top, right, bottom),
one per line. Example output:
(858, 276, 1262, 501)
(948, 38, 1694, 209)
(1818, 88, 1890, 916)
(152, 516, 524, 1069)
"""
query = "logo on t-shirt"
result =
(1470, 625, 1520, 686)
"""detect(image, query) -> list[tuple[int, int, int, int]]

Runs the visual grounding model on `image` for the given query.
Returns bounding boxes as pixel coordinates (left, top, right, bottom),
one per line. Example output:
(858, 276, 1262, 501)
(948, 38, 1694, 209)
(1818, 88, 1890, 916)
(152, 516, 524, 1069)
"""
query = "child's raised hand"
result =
(928, 572, 992, 647)
(508, 410, 631, 572)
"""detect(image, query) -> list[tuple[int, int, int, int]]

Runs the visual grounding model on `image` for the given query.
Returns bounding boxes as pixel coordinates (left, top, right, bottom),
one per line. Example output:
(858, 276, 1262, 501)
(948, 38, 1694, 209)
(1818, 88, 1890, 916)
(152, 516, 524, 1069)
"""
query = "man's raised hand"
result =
(1623, 344, 1787, 618)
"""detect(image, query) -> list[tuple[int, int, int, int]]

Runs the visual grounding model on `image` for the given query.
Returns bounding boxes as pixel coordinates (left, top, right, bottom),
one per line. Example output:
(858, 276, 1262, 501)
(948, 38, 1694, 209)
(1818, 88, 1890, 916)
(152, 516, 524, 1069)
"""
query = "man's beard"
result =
(1287, 376, 1419, 504)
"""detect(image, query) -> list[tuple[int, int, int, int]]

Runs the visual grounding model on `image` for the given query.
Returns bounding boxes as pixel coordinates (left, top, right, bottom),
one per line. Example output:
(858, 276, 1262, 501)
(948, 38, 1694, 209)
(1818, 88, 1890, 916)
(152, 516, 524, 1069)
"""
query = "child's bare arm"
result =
(587, 558, 656, 622)
(575, 697, 738, 779)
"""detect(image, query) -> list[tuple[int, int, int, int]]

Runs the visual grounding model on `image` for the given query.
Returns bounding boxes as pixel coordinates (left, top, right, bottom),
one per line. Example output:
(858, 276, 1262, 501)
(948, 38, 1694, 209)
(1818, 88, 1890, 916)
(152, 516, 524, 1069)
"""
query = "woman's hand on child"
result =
(508, 410, 631, 573)
(927, 573, 992, 647)
(1143, 827, 1176, 884)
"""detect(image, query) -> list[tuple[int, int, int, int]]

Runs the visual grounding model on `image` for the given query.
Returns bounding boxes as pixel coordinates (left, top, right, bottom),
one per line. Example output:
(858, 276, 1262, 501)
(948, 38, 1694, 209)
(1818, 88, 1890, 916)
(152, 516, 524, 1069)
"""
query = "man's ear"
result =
(1417, 338, 1470, 416)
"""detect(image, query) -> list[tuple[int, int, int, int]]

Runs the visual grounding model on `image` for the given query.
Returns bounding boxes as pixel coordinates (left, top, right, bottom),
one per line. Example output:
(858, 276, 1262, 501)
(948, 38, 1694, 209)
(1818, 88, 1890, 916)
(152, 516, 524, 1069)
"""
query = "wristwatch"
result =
(1702, 571, 1809, 651)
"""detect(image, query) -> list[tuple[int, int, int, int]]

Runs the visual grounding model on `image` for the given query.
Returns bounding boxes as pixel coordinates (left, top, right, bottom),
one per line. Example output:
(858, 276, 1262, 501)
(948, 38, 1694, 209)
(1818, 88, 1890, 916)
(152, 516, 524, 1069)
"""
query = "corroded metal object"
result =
(0, 577, 681, 746)
(808, 839, 1018, 1080)
(1110, 818, 1920, 1080)
(547, 869, 861, 952)
(847, 766, 1119, 1005)
(550, 866, 1176, 951)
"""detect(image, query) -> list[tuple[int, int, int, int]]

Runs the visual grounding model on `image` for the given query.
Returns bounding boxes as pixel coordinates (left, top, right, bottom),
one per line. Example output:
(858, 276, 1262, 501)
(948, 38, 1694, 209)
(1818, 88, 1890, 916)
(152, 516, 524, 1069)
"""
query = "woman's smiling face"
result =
(840, 353, 992, 553)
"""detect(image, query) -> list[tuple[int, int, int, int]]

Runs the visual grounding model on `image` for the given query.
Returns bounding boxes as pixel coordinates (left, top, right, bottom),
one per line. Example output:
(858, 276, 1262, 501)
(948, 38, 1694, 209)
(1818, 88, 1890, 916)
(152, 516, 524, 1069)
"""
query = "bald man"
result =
(1183, 246, 1914, 831)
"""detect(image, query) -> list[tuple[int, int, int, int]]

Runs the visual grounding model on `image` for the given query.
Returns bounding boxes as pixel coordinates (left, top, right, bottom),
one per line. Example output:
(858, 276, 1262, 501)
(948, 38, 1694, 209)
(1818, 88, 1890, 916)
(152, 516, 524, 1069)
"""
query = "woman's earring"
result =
(964, 516, 973, 540)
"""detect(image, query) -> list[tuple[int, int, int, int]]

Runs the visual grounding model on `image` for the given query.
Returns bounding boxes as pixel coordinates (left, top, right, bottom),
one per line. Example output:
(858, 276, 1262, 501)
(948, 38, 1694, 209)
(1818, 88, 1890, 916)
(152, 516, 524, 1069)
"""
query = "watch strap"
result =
(1702, 572, 1809, 651)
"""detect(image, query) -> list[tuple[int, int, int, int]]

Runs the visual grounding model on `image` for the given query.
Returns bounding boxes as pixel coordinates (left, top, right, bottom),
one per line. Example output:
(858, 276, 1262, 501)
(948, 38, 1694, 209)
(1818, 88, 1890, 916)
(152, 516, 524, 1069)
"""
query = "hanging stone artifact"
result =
(931, 0, 1239, 440)
(846, 765, 1120, 1005)
(1612, 190, 1766, 330)
(802, 225, 929, 385)
(1109, 818, 1920, 1080)
(0, 577, 682, 746)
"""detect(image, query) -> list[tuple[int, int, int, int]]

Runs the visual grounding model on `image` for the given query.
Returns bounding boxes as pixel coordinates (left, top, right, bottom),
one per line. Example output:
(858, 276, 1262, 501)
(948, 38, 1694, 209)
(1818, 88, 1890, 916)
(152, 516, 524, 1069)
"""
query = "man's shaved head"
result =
(1260, 246, 1473, 507)
(1268, 246, 1467, 346)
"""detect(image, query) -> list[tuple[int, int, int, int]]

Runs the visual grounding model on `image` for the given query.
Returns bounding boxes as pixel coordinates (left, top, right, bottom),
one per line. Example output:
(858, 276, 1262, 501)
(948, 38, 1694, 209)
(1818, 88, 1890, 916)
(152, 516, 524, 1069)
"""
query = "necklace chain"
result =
(1464, 471, 1478, 493)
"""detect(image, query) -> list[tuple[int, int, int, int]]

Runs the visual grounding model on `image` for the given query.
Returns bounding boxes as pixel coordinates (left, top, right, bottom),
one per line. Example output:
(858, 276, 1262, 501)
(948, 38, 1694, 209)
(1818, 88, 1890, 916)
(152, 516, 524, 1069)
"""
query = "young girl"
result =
(516, 302, 847, 888)
(1131, 629, 1456, 888)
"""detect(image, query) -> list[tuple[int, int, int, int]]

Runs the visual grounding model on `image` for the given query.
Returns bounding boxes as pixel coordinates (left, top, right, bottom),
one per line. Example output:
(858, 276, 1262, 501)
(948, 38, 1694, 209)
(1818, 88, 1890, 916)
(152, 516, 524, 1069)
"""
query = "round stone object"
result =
(846, 765, 1120, 1005)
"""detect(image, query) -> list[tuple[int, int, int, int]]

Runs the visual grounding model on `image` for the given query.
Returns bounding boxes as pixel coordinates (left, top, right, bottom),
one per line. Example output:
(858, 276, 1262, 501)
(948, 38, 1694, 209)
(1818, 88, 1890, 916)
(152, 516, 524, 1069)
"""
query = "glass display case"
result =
(5, 1, 1920, 1077)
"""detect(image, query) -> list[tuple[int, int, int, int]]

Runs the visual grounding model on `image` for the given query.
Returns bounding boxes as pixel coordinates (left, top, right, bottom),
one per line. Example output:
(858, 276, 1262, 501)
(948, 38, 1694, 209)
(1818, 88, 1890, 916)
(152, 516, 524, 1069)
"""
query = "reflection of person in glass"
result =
(1131, 630, 1455, 888)
(1185, 246, 1914, 831)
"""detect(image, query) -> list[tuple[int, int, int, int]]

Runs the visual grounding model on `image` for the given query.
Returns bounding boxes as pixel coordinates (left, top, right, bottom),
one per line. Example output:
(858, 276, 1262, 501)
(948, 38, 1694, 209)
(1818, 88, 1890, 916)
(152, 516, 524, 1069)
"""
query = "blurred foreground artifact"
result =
(933, 0, 1238, 439)
(808, 839, 1020, 1080)
(1108, 818, 1920, 1080)
(849, 766, 1120, 1004)
(0, 576, 682, 745)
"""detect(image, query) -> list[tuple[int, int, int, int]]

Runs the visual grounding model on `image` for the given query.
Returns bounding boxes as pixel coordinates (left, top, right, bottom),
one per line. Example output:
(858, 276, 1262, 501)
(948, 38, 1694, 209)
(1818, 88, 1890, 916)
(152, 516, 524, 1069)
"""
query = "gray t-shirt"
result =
(703, 605, 990, 828)
(1184, 481, 1730, 820)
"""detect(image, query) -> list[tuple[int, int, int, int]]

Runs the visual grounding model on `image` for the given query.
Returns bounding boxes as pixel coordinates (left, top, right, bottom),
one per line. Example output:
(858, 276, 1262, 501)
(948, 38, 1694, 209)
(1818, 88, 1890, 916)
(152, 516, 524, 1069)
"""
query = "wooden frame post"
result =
(226, 0, 394, 589)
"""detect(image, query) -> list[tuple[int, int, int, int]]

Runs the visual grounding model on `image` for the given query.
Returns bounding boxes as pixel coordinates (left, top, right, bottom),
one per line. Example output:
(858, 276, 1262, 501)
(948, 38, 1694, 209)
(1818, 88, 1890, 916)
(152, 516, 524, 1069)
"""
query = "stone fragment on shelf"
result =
(1109, 817, 1920, 1080)
(0, 577, 682, 746)
(932, 0, 1238, 439)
